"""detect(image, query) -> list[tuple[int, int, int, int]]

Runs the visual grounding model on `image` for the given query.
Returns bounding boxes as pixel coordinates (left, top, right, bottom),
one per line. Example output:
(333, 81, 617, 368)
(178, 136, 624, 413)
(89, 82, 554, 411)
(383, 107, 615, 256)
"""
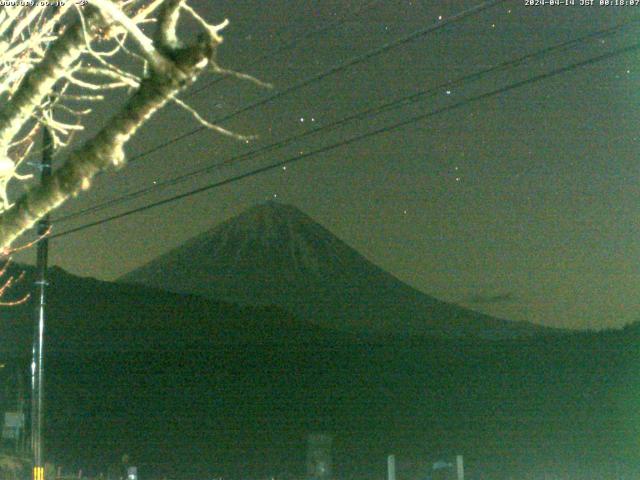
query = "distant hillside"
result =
(0, 265, 636, 479)
(122, 202, 556, 340)
(0, 264, 352, 356)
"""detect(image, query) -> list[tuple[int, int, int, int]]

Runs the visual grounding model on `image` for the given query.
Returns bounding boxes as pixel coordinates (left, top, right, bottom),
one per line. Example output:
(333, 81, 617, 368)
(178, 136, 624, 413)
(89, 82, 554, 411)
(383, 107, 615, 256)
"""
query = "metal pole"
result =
(456, 454, 464, 480)
(387, 455, 396, 480)
(31, 125, 52, 480)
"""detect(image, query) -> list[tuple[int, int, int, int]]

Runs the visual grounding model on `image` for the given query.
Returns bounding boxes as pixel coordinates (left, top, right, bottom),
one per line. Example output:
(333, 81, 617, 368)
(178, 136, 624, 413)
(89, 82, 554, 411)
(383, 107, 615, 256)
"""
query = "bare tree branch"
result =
(0, 0, 269, 251)
(0, 5, 223, 248)
(0, 8, 100, 154)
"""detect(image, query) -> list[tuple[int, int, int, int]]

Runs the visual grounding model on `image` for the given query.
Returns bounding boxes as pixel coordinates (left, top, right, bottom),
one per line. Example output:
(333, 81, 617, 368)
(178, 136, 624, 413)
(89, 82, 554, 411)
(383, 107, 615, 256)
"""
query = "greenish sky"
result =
(23, 0, 639, 330)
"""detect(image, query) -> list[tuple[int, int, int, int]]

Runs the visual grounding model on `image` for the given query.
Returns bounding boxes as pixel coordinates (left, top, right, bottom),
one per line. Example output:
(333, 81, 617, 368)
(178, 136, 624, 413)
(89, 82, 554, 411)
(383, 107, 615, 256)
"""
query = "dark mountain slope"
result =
(0, 265, 635, 479)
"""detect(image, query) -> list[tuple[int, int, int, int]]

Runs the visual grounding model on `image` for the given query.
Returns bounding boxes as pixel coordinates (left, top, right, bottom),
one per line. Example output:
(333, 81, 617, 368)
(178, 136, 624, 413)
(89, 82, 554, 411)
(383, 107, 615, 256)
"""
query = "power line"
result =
(54, 18, 640, 224)
(124, 0, 506, 165)
(50, 41, 640, 240)
(53, 0, 508, 222)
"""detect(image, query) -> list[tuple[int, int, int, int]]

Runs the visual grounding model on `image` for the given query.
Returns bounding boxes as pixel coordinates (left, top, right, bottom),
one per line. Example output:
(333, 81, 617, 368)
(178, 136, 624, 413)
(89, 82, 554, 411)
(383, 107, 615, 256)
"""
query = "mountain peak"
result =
(251, 199, 300, 212)
(243, 200, 300, 216)
(122, 203, 553, 339)
(230, 200, 313, 230)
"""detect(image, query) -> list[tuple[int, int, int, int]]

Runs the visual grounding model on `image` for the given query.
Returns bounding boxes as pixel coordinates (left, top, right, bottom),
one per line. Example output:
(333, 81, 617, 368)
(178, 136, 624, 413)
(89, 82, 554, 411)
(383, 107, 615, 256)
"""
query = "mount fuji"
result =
(121, 201, 554, 339)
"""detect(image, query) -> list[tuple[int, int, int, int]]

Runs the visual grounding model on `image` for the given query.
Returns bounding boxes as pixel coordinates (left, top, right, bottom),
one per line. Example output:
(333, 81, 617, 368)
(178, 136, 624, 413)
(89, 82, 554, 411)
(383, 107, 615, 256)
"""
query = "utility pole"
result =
(31, 125, 52, 480)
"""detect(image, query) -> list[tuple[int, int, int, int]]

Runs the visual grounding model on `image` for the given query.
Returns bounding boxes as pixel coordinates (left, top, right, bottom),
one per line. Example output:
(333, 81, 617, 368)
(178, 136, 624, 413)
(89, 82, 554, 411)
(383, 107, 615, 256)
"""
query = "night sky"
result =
(15, 0, 639, 330)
